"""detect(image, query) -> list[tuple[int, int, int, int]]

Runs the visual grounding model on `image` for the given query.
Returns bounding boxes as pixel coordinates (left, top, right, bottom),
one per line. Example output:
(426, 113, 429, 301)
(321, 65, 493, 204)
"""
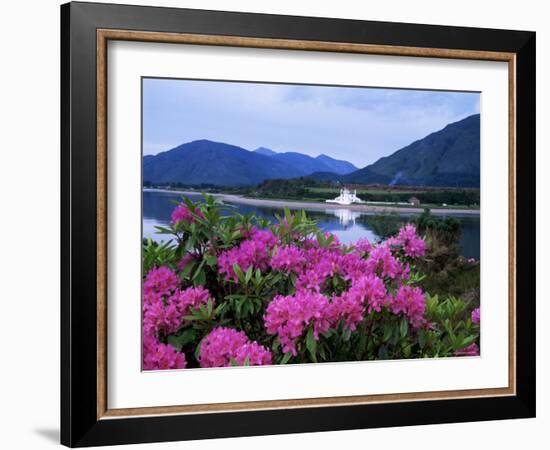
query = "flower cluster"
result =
(218, 228, 278, 281)
(390, 285, 426, 329)
(143, 282, 212, 338)
(396, 224, 426, 258)
(171, 204, 204, 225)
(365, 246, 408, 280)
(264, 291, 331, 355)
(270, 246, 306, 273)
(142, 268, 212, 370)
(143, 334, 187, 370)
(199, 327, 272, 368)
(143, 266, 179, 300)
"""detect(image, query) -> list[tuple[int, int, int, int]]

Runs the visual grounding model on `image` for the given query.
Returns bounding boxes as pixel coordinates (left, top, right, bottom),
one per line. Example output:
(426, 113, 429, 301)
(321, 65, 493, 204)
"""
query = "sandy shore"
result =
(144, 188, 480, 216)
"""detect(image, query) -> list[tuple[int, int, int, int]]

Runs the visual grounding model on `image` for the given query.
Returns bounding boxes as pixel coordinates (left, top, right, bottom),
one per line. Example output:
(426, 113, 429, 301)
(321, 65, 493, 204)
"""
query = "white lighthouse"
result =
(325, 188, 364, 205)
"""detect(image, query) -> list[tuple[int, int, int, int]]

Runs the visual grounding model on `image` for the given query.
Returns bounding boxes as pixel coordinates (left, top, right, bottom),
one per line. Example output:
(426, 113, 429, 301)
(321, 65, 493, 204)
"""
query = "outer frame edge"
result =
(61, 2, 536, 446)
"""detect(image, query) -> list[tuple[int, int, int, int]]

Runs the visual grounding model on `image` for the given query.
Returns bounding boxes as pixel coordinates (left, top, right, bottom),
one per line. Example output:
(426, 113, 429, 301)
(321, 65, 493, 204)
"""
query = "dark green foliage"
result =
(253, 178, 321, 200)
(413, 209, 480, 304)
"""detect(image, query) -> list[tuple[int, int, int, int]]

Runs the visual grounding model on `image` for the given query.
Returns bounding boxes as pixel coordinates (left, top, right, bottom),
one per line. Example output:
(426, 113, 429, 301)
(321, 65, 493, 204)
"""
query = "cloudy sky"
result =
(143, 78, 480, 168)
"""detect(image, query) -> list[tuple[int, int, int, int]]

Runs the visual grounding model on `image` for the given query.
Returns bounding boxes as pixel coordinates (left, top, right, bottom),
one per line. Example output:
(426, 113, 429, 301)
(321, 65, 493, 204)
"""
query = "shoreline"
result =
(143, 188, 480, 216)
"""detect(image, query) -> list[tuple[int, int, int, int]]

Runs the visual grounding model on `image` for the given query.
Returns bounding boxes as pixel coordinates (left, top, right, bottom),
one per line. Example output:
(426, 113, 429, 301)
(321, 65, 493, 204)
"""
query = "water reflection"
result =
(143, 191, 480, 259)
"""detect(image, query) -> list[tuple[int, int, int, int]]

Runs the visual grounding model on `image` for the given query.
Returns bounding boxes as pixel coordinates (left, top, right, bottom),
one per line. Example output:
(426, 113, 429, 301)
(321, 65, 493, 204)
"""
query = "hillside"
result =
(344, 114, 480, 187)
(255, 147, 357, 175)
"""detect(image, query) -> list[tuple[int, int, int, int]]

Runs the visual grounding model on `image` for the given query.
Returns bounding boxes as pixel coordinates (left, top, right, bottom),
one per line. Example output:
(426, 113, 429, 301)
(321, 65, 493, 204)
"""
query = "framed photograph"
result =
(61, 1, 536, 447)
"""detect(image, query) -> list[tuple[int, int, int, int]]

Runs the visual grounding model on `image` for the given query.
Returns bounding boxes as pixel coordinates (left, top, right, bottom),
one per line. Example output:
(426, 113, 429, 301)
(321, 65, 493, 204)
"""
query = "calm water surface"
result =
(143, 191, 480, 259)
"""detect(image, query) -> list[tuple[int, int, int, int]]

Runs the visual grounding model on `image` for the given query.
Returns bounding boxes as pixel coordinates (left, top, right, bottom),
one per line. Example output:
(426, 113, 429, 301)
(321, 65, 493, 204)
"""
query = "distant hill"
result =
(144, 141, 358, 186)
(254, 147, 277, 156)
(315, 154, 357, 175)
(143, 140, 304, 186)
(254, 147, 357, 175)
(344, 114, 480, 187)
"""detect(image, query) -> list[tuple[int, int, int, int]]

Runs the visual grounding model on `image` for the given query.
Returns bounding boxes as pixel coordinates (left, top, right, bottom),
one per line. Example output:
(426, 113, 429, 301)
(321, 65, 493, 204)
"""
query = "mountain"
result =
(271, 152, 333, 175)
(315, 154, 357, 175)
(344, 114, 480, 187)
(254, 148, 357, 175)
(254, 147, 277, 156)
(143, 140, 304, 186)
(144, 141, 359, 186)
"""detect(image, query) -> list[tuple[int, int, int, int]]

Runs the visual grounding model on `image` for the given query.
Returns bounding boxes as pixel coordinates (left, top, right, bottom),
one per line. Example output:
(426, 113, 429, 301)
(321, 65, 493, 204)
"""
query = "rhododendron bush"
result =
(142, 196, 480, 370)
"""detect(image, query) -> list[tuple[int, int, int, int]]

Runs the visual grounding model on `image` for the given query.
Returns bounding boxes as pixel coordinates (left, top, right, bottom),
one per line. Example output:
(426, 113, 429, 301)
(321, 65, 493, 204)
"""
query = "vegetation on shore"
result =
(144, 177, 480, 209)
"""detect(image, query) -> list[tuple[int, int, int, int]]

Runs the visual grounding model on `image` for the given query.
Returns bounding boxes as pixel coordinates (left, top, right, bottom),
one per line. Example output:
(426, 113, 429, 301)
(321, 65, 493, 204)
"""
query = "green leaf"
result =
(204, 254, 217, 267)
(207, 298, 213, 317)
(153, 226, 174, 234)
(306, 327, 317, 357)
(382, 323, 393, 342)
(193, 269, 206, 286)
(233, 263, 244, 282)
(255, 268, 262, 284)
(284, 207, 293, 226)
(342, 327, 352, 342)
(399, 317, 409, 338)
(245, 266, 253, 284)
(167, 329, 196, 351)
(280, 352, 292, 365)
(418, 330, 427, 349)
(180, 259, 196, 279)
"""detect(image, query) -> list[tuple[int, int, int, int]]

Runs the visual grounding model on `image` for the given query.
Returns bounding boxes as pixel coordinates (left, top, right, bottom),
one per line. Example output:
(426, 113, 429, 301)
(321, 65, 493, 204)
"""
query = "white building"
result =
(326, 188, 364, 205)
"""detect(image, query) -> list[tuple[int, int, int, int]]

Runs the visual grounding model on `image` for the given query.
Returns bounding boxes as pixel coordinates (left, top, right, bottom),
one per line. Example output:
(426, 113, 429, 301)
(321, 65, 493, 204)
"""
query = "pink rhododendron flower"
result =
(250, 227, 278, 248)
(143, 335, 187, 370)
(143, 297, 183, 337)
(143, 266, 179, 301)
(170, 204, 204, 225)
(199, 327, 272, 368)
(218, 240, 269, 282)
(264, 291, 331, 355)
(396, 224, 426, 258)
(338, 252, 372, 281)
(270, 246, 306, 273)
(352, 274, 388, 313)
(382, 236, 401, 248)
(366, 246, 405, 280)
(354, 237, 372, 254)
(329, 274, 388, 330)
(471, 307, 480, 325)
(143, 286, 212, 338)
(295, 268, 326, 293)
(454, 343, 480, 356)
(391, 285, 426, 329)
(171, 286, 211, 316)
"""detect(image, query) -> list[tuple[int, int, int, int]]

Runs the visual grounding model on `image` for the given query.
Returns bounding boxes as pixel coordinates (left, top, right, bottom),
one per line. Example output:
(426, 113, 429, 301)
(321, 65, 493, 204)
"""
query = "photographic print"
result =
(141, 78, 481, 370)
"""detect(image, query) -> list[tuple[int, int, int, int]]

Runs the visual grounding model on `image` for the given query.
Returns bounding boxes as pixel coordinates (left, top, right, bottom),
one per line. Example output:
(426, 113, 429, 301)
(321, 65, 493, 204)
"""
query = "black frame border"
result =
(61, 2, 536, 447)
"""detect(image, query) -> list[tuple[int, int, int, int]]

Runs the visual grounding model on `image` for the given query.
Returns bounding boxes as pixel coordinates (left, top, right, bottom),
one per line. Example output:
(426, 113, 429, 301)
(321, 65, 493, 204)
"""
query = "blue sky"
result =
(143, 78, 480, 168)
